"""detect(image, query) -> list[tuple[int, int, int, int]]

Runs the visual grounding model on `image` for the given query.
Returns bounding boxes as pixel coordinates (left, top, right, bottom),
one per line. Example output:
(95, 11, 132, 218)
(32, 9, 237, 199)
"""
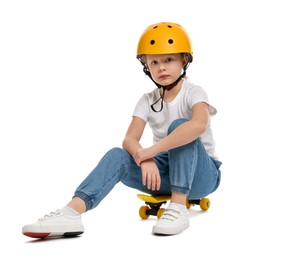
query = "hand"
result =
(133, 147, 157, 166)
(140, 159, 161, 191)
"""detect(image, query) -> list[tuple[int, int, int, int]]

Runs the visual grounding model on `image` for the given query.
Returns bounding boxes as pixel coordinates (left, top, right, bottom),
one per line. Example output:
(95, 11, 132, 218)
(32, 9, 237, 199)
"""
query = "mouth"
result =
(159, 75, 169, 79)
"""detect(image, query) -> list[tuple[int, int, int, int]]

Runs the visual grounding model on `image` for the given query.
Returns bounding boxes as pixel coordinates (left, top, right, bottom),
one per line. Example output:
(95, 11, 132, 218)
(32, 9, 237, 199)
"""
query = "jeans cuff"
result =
(73, 191, 93, 212)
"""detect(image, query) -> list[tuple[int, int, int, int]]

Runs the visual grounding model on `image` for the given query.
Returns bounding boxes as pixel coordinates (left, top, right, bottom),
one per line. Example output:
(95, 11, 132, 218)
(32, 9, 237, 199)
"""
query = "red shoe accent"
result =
(23, 232, 50, 238)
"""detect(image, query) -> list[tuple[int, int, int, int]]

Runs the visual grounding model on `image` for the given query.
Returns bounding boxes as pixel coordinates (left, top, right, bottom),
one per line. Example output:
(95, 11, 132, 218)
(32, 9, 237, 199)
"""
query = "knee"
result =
(167, 118, 188, 134)
(106, 147, 131, 161)
(107, 147, 127, 157)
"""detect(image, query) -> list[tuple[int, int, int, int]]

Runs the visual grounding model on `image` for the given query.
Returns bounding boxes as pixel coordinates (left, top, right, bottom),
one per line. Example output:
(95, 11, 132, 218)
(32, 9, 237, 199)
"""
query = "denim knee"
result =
(106, 147, 128, 158)
(167, 118, 188, 134)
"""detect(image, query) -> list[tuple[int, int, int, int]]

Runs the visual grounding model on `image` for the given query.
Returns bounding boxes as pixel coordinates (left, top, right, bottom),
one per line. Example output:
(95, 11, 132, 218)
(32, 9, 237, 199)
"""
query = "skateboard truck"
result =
(137, 194, 210, 219)
(139, 200, 168, 219)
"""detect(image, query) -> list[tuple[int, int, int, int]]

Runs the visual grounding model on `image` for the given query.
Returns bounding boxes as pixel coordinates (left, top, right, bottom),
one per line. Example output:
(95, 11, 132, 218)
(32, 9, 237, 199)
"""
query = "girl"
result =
(22, 22, 222, 237)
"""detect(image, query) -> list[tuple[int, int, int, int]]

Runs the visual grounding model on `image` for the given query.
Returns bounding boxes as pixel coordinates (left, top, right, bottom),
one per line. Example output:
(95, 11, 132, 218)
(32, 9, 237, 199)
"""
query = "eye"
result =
(166, 57, 173, 62)
(150, 60, 158, 65)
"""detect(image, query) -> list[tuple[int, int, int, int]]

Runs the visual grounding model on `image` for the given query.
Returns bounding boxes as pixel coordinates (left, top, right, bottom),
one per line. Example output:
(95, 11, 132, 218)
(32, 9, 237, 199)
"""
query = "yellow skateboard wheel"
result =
(139, 206, 150, 219)
(157, 208, 165, 219)
(186, 199, 192, 209)
(200, 198, 210, 210)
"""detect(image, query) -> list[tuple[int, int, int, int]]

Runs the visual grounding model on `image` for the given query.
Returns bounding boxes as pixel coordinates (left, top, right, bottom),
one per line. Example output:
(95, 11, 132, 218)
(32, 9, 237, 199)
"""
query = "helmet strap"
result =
(149, 70, 186, 112)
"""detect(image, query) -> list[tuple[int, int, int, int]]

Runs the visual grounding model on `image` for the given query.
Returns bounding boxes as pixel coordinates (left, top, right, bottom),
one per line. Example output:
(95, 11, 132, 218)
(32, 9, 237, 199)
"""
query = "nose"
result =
(159, 63, 165, 72)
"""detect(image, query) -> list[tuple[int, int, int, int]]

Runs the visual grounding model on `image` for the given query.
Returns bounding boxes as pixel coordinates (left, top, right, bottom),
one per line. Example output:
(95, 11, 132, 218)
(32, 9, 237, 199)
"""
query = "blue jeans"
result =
(74, 118, 222, 211)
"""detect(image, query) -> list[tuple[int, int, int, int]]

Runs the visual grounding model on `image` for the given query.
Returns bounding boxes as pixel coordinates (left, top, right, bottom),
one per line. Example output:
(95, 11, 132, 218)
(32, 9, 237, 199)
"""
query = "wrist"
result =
(152, 143, 161, 155)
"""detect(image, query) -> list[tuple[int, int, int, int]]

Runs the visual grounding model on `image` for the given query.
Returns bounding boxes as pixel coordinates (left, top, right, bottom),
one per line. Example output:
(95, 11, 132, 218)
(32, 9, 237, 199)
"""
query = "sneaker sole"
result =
(152, 222, 189, 235)
(23, 231, 84, 239)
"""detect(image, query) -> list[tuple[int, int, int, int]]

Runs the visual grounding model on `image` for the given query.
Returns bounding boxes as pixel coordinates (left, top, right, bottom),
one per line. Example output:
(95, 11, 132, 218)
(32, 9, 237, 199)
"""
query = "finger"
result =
(156, 175, 161, 190)
(142, 171, 147, 186)
(147, 174, 152, 189)
(151, 176, 156, 191)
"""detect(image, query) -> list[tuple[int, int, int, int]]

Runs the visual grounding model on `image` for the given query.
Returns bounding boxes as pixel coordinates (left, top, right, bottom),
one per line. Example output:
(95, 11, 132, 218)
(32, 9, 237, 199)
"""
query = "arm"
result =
(134, 102, 210, 164)
(122, 116, 146, 156)
(122, 116, 161, 191)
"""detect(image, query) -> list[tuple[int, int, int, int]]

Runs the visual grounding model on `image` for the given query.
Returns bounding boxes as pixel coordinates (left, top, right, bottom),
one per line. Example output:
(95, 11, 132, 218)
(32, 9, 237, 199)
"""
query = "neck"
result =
(161, 79, 183, 103)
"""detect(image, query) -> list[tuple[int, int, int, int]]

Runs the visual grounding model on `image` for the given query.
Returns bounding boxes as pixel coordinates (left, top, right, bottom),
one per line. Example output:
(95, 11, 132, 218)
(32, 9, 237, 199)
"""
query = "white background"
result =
(1, 0, 291, 259)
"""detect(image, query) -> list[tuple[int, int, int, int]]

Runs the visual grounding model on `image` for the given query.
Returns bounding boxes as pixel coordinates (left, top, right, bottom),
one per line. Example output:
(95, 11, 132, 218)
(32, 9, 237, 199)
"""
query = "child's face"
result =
(145, 54, 186, 86)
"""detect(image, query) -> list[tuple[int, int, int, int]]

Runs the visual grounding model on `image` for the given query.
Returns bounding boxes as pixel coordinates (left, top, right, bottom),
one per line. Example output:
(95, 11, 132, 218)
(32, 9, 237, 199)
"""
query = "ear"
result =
(182, 54, 189, 66)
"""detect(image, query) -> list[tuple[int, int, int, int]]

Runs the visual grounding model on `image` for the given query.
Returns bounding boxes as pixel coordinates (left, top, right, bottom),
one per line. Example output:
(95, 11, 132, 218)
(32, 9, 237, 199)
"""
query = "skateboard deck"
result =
(137, 193, 210, 219)
(137, 194, 171, 204)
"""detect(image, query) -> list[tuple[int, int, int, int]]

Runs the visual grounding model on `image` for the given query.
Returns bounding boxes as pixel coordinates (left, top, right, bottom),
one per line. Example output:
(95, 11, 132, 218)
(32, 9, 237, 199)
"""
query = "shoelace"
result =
(39, 209, 61, 220)
(160, 208, 180, 222)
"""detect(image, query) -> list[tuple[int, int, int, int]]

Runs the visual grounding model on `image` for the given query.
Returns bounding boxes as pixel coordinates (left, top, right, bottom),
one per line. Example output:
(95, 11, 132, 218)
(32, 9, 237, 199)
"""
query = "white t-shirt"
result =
(133, 78, 218, 159)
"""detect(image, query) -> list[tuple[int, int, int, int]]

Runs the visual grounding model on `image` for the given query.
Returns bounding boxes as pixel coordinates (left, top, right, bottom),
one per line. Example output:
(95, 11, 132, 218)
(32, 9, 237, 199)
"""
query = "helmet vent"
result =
(150, 40, 155, 45)
(168, 39, 173, 44)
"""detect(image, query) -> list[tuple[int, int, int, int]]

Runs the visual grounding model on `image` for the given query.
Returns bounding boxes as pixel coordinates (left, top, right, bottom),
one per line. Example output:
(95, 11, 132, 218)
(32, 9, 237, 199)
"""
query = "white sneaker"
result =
(22, 209, 84, 239)
(152, 204, 189, 235)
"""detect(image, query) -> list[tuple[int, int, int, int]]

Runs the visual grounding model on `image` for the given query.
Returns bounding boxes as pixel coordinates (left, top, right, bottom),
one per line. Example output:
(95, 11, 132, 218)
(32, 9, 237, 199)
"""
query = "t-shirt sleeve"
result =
(132, 94, 150, 123)
(187, 85, 217, 116)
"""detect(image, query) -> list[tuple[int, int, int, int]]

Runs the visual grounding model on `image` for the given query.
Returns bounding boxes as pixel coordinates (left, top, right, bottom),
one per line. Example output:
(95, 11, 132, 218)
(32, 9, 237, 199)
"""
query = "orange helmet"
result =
(137, 22, 193, 63)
